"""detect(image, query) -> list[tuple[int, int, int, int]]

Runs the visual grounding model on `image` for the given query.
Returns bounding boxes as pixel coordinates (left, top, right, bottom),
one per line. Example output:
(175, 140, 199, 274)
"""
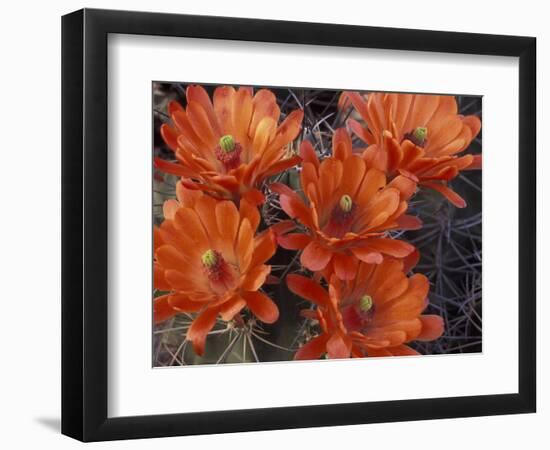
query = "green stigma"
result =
(413, 127, 428, 144)
(339, 194, 353, 213)
(359, 295, 373, 312)
(201, 249, 218, 268)
(219, 135, 236, 153)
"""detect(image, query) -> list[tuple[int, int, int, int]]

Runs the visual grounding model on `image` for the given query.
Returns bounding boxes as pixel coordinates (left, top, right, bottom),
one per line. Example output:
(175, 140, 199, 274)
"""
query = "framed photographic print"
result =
(61, 8, 536, 442)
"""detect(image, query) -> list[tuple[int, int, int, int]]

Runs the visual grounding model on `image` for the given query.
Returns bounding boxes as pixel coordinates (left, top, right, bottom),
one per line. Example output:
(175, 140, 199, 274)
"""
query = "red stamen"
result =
(323, 201, 356, 238)
(215, 142, 242, 171)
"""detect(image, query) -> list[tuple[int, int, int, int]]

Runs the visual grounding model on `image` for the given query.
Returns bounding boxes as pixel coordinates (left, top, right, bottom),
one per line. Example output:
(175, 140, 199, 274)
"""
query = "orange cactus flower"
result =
(153, 182, 279, 355)
(345, 92, 481, 207)
(156, 85, 304, 205)
(271, 128, 419, 280)
(287, 259, 444, 359)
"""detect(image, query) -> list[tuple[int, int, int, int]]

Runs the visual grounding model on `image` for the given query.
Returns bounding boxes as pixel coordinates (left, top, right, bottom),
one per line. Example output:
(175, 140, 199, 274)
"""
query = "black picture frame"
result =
(62, 8, 536, 442)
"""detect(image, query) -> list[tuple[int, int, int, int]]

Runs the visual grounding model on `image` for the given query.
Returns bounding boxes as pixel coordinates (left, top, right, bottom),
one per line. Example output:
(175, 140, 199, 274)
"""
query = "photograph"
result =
(0, 1, 543, 447)
(152, 83, 482, 366)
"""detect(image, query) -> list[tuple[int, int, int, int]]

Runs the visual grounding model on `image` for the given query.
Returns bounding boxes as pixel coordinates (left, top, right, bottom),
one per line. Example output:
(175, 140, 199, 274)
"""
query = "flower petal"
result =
(154, 263, 171, 291)
(261, 155, 302, 179)
(174, 207, 209, 250)
(300, 140, 320, 170)
(213, 86, 236, 135)
(326, 332, 351, 359)
(160, 124, 179, 151)
(153, 295, 176, 324)
(239, 199, 261, 232)
(402, 248, 420, 273)
(363, 238, 415, 258)
(350, 247, 383, 264)
(388, 174, 417, 200)
(462, 115, 481, 140)
(216, 200, 240, 253)
(356, 168, 387, 206)
(286, 274, 329, 307)
(155, 245, 188, 271)
(186, 85, 220, 136)
(242, 264, 271, 291)
(154, 157, 192, 177)
(186, 307, 220, 356)
(250, 89, 280, 134)
(236, 218, 254, 271)
(270, 109, 304, 150)
(300, 240, 332, 271)
(465, 154, 482, 170)
(242, 291, 279, 324)
(396, 215, 423, 230)
(340, 155, 367, 199)
(168, 294, 204, 313)
(277, 233, 311, 250)
(270, 183, 314, 228)
(403, 94, 440, 132)
(232, 87, 254, 150)
(417, 315, 445, 341)
(332, 252, 359, 280)
(252, 116, 277, 154)
(186, 100, 218, 149)
(242, 188, 265, 206)
(219, 295, 246, 321)
(422, 181, 466, 208)
(332, 128, 352, 161)
(348, 117, 374, 145)
(294, 334, 329, 360)
(250, 229, 277, 267)
(387, 345, 420, 356)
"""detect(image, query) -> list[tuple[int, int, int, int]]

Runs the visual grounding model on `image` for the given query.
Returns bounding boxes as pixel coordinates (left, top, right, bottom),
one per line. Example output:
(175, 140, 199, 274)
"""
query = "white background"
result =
(0, 0, 547, 448)
(109, 35, 518, 417)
